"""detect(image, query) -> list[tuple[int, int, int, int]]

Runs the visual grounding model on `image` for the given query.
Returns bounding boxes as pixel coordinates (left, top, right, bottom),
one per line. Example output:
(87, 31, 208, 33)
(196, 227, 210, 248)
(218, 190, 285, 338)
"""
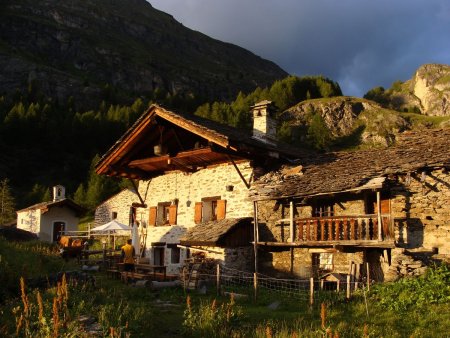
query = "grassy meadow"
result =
(0, 236, 449, 337)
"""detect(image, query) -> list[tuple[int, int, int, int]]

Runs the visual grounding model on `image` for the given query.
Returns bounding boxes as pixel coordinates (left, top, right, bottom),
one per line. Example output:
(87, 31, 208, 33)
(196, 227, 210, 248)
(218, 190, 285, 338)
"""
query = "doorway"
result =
(53, 221, 66, 242)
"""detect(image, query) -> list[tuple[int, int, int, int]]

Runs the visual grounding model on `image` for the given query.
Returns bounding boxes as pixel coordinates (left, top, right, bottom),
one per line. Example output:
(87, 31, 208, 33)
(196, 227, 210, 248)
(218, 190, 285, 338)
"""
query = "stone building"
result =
(16, 185, 84, 242)
(249, 129, 450, 281)
(94, 188, 139, 227)
(95, 102, 304, 274)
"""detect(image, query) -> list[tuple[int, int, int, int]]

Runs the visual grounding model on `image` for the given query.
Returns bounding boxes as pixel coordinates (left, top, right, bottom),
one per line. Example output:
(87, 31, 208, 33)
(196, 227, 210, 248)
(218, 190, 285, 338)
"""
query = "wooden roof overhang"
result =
(96, 104, 308, 179)
(95, 105, 246, 179)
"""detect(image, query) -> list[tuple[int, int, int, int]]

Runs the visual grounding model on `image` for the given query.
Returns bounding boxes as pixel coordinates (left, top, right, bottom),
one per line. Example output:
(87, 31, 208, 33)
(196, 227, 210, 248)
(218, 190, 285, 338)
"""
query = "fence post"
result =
(216, 264, 221, 296)
(366, 262, 370, 291)
(253, 272, 258, 302)
(182, 267, 187, 293)
(346, 275, 351, 300)
(310, 277, 314, 306)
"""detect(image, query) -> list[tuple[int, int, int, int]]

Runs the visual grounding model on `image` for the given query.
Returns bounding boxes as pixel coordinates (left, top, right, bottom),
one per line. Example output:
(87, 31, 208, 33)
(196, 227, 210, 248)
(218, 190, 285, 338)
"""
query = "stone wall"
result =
(136, 161, 254, 275)
(259, 247, 364, 279)
(94, 189, 139, 226)
(391, 170, 450, 255)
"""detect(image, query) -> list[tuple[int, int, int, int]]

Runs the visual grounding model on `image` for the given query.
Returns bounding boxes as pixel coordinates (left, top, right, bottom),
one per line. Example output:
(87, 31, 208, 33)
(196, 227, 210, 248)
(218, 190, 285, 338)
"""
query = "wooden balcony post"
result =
(328, 220, 333, 241)
(306, 220, 311, 241)
(312, 220, 318, 241)
(289, 201, 294, 242)
(350, 219, 356, 240)
(320, 219, 325, 241)
(343, 218, 348, 240)
(335, 219, 340, 240)
(377, 191, 382, 240)
(298, 220, 304, 241)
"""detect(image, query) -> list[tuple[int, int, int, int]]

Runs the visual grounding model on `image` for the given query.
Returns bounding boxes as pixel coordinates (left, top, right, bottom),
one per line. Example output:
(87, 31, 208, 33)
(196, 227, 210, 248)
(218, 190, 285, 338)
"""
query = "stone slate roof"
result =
(250, 128, 450, 201)
(179, 217, 253, 246)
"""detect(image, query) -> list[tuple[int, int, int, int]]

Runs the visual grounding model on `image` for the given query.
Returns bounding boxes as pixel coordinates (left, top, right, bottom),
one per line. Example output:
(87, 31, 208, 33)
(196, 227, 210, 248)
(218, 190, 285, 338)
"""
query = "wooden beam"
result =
(257, 240, 395, 248)
(253, 201, 259, 274)
(377, 190, 382, 240)
(129, 179, 147, 207)
(227, 155, 251, 189)
(289, 200, 294, 242)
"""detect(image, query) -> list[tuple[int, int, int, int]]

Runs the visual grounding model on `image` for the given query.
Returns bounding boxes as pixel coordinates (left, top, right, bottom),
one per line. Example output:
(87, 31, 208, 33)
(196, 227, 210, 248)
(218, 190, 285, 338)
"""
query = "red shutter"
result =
(149, 206, 157, 226)
(217, 199, 226, 220)
(194, 202, 203, 224)
(169, 204, 177, 225)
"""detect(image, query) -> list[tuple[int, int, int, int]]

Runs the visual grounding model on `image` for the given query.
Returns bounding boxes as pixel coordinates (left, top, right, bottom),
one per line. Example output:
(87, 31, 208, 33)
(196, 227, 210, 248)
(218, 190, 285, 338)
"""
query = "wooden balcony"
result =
(258, 215, 395, 248)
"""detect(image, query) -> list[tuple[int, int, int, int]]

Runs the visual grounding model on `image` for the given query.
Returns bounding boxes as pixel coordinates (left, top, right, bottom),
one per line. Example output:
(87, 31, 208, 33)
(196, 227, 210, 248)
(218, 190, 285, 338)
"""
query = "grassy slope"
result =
(1, 236, 449, 337)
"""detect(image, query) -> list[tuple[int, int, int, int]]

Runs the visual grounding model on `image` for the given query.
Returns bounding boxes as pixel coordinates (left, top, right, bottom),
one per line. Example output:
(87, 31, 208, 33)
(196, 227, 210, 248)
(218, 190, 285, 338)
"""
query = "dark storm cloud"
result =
(150, 0, 450, 97)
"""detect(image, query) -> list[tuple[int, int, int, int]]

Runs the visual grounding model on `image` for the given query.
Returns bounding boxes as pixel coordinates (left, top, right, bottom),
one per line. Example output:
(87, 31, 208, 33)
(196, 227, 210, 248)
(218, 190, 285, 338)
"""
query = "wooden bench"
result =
(120, 271, 151, 283)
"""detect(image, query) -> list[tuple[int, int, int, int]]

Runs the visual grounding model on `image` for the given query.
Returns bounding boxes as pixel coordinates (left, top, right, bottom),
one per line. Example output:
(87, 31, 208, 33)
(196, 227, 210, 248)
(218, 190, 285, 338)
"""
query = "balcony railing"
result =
(274, 214, 393, 244)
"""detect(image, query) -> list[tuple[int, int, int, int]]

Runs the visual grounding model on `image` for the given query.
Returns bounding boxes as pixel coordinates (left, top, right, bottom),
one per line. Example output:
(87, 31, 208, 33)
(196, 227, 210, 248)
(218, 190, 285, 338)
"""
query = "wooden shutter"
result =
(169, 204, 177, 225)
(148, 206, 157, 226)
(194, 202, 203, 224)
(217, 199, 227, 220)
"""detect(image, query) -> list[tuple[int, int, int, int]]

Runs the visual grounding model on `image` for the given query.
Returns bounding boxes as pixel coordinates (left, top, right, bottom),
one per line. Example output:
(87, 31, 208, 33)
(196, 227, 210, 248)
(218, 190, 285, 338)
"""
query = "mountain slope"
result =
(0, 0, 287, 108)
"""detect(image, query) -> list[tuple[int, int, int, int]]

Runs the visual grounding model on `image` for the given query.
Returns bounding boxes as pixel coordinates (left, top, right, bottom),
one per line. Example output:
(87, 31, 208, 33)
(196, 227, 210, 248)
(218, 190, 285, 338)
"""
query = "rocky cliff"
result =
(0, 0, 287, 108)
(365, 64, 450, 117)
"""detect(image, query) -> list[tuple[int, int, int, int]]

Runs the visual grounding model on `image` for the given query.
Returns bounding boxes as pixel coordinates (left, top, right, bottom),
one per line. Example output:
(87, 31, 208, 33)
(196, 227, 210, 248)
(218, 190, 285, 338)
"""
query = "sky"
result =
(149, 0, 450, 97)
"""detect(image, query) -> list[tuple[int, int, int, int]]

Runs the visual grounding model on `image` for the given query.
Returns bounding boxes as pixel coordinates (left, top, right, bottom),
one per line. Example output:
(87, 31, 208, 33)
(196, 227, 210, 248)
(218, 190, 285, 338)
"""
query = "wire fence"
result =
(183, 264, 372, 303)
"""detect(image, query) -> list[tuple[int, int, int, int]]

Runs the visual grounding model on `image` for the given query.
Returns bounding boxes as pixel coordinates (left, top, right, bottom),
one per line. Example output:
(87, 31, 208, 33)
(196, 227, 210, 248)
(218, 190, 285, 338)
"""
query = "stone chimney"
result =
(53, 185, 66, 202)
(251, 100, 277, 144)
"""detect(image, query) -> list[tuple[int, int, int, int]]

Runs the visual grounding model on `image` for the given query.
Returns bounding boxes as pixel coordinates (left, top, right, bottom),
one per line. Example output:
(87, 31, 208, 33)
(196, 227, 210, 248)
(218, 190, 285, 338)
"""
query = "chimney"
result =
(53, 185, 66, 202)
(251, 100, 277, 144)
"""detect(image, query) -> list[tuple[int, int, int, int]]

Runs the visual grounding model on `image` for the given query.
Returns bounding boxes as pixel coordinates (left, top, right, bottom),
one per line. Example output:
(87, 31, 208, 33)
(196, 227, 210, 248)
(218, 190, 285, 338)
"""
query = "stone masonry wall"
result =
(391, 170, 450, 255)
(94, 189, 139, 227)
(136, 161, 254, 275)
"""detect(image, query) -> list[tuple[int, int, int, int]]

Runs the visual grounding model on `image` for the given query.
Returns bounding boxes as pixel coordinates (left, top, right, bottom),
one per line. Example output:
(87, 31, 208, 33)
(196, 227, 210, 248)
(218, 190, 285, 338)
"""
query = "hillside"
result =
(273, 64, 450, 151)
(0, 0, 287, 109)
(364, 64, 450, 116)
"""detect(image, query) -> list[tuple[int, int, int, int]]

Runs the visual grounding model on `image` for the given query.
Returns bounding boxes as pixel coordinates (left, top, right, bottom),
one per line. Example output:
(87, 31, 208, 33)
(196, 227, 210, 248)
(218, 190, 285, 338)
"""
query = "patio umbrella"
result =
(131, 223, 140, 257)
(91, 220, 131, 249)
(91, 220, 131, 232)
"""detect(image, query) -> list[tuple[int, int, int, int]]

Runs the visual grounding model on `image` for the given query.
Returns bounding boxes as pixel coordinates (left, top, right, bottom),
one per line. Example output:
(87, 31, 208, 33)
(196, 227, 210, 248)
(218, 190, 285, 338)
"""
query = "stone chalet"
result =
(96, 101, 450, 280)
(249, 129, 450, 281)
(16, 185, 84, 242)
(95, 101, 306, 274)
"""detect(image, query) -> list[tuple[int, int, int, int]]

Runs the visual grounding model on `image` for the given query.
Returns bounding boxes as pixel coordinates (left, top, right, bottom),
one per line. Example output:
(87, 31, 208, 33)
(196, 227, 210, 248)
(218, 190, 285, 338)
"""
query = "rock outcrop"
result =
(412, 64, 450, 116)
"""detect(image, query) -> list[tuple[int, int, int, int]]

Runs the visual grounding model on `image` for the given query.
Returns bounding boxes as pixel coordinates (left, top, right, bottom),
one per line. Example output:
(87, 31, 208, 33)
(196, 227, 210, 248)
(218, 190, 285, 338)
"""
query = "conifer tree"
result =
(0, 178, 15, 225)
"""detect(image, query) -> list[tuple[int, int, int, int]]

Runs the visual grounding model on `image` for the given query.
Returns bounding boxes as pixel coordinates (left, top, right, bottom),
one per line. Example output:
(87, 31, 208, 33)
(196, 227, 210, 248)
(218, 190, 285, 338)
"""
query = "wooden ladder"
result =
(185, 263, 202, 290)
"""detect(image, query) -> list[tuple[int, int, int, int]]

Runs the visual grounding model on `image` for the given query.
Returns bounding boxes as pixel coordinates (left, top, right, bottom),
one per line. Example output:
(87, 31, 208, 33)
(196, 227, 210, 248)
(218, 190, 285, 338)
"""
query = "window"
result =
(312, 200, 334, 217)
(312, 252, 334, 271)
(171, 247, 180, 264)
(111, 211, 118, 220)
(194, 197, 226, 223)
(148, 202, 178, 226)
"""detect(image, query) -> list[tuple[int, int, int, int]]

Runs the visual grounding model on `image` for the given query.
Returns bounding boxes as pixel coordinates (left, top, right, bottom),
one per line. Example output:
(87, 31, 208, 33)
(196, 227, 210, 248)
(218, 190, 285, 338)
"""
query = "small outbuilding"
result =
(16, 185, 84, 242)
